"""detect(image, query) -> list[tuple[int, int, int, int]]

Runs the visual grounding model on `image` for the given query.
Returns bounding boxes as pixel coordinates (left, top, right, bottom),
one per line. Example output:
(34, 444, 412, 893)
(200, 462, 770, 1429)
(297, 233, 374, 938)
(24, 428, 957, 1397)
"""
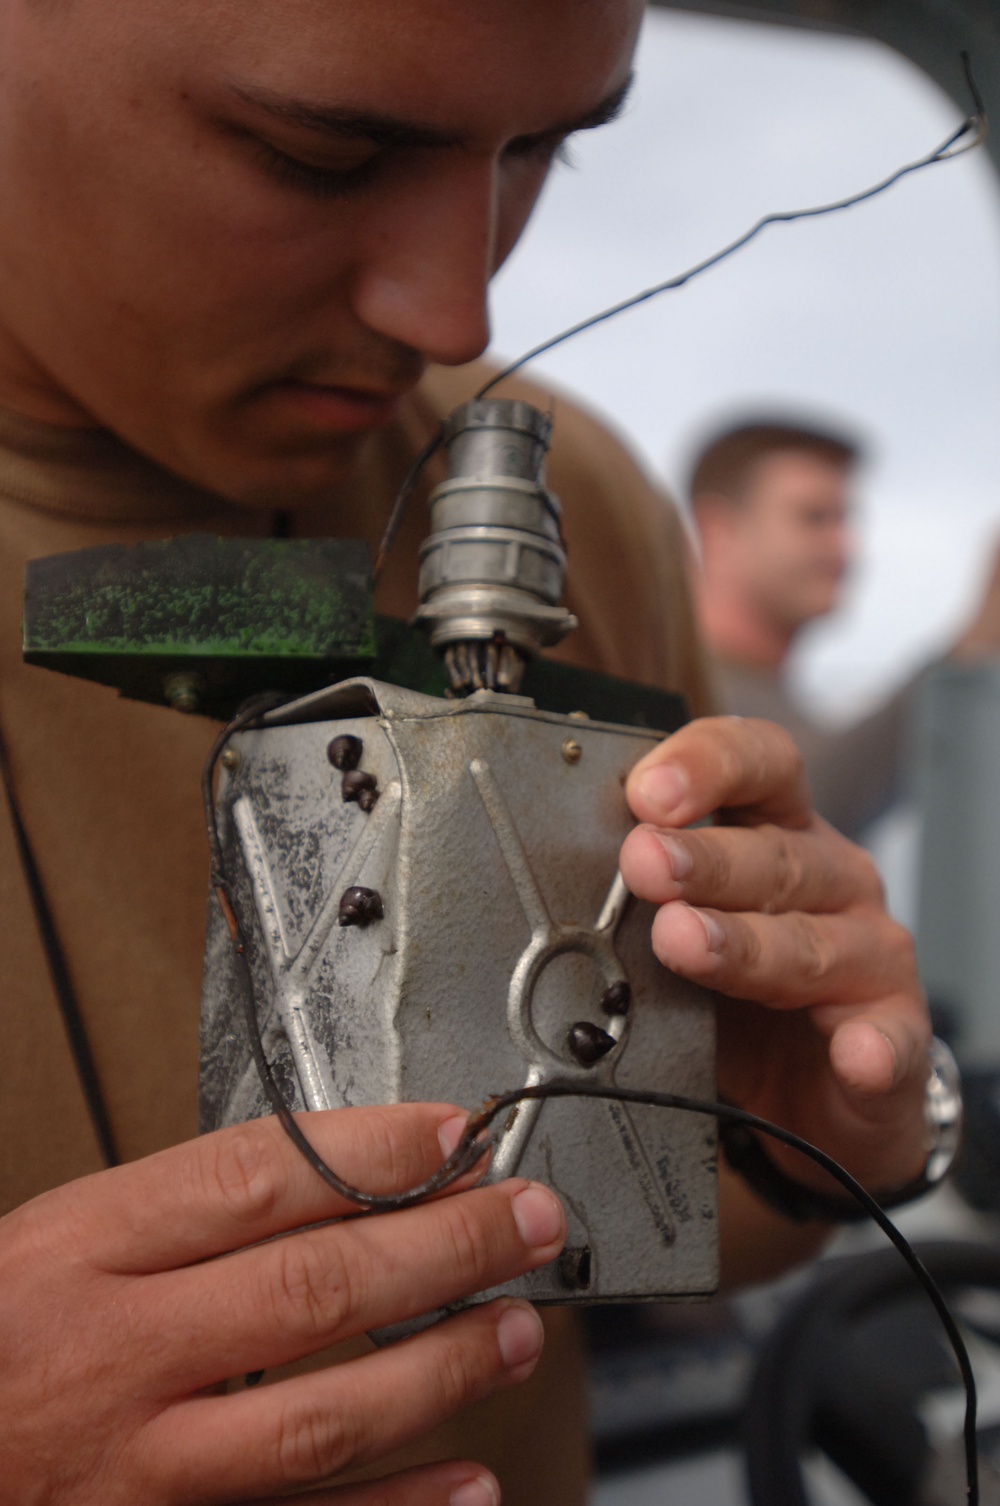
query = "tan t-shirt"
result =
(0, 361, 710, 1503)
(711, 652, 915, 841)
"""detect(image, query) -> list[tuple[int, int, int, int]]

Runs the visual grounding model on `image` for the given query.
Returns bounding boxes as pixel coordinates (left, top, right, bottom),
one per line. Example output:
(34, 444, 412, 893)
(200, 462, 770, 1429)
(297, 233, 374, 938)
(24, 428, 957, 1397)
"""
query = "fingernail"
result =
(657, 834, 693, 880)
(451, 1477, 499, 1506)
(438, 1114, 468, 1158)
(879, 1029, 900, 1084)
(692, 906, 726, 953)
(497, 1302, 544, 1371)
(637, 763, 689, 816)
(512, 1183, 564, 1248)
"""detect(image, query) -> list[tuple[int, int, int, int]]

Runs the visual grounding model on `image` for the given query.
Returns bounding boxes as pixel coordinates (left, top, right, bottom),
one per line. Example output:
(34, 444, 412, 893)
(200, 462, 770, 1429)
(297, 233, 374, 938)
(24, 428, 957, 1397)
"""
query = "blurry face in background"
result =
(0, 0, 642, 507)
(727, 449, 854, 634)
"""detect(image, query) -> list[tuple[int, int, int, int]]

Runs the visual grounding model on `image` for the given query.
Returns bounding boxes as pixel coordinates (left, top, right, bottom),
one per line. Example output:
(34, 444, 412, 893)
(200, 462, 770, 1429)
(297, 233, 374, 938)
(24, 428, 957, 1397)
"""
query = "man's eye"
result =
(252, 139, 381, 198)
(503, 133, 575, 170)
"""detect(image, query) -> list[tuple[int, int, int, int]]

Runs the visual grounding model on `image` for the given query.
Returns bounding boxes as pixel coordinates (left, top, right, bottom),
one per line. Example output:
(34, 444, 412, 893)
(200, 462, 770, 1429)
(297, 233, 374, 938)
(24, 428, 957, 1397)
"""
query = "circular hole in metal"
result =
(530, 950, 621, 1062)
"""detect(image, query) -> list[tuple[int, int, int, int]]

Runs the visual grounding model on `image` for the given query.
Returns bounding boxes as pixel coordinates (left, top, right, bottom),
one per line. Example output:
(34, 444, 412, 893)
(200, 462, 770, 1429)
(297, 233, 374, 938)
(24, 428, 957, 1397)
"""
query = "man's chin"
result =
(182, 430, 378, 512)
(795, 594, 840, 626)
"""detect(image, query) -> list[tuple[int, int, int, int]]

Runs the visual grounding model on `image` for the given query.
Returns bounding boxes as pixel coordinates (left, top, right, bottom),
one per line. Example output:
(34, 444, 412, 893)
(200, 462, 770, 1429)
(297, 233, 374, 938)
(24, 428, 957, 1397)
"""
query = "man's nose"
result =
(350, 155, 496, 368)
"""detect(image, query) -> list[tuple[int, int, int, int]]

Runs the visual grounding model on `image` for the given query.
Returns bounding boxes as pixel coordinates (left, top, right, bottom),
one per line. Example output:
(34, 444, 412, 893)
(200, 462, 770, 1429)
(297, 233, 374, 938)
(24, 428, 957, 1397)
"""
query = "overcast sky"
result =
(488, 7, 1000, 721)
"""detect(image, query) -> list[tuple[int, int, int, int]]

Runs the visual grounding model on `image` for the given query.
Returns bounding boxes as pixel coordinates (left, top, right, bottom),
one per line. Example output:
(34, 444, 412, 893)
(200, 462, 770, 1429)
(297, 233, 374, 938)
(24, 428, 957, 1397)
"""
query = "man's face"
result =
(0, 0, 641, 506)
(728, 449, 854, 634)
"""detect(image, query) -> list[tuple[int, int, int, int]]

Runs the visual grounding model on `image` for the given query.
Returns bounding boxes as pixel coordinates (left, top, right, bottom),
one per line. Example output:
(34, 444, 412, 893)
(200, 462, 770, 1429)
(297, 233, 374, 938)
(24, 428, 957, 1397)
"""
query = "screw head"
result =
(342, 768, 378, 804)
(567, 1020, 616, 1066)
(561, 738, 583, 765)
(338, 886, 384, 927)
(601, 980, 632, 1017)
(558, 1246, 593, 1290)
(328, 734, 364, 771)
(220, 748, 240, 772)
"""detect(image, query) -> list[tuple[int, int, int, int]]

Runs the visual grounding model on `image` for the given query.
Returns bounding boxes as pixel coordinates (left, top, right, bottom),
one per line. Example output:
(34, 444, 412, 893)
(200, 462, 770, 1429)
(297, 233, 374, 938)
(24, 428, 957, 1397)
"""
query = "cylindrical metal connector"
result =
(413, 399, 577, 694)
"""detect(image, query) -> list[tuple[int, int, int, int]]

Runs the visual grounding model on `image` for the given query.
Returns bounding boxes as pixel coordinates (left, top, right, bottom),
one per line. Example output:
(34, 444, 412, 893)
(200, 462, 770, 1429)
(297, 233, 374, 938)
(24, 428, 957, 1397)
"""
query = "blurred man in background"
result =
(689, 419, 1000, 838)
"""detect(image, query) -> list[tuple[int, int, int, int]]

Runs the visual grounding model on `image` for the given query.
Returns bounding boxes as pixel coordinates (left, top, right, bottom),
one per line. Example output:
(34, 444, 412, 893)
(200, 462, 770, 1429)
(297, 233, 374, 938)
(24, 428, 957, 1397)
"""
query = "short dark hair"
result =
(688, 420, 860, 507)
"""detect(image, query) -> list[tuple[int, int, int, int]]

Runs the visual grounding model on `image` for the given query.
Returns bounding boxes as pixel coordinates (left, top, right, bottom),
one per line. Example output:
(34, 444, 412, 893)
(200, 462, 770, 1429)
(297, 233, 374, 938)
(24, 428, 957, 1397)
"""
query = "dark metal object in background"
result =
(649, 0, 1000, 177)
(743, 1241, 1000, 1506)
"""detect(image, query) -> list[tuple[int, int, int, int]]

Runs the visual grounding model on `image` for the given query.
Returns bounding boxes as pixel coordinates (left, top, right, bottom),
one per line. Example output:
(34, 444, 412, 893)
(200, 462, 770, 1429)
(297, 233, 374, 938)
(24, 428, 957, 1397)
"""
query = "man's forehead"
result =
(742, 450, 851, 518)
(164, 0, 643, 141)
(753, 449, 851, 488)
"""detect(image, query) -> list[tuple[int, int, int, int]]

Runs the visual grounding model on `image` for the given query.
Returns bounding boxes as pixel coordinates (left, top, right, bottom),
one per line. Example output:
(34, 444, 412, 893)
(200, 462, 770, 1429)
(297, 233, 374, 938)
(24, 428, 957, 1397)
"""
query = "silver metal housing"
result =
(413, 400, 578, 693)
(200, 679, 718, 1307)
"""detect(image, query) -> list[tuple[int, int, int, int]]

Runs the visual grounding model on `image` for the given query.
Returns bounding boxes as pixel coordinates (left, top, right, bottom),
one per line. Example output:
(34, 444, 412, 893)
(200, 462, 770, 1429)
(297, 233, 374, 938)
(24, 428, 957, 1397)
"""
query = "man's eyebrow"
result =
(228, 73, 634, 151)
(230, 85, 466, 149)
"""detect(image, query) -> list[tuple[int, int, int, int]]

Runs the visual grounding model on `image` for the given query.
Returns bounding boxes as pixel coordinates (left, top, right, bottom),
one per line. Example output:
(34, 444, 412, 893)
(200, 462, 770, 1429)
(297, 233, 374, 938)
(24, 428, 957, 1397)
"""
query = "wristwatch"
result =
(719, 1037, 964, 1224)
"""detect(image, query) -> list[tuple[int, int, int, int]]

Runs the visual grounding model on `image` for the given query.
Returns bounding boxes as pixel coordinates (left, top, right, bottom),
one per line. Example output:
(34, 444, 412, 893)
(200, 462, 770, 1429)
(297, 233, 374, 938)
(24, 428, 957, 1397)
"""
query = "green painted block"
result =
(23, 536, 377, 718)
(22, 535, 688, 732)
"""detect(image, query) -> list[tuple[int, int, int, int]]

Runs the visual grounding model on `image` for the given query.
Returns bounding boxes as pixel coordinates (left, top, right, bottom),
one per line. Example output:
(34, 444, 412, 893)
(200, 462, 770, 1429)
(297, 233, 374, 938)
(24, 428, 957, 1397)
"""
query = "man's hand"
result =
(619, 716, 930, 1233)
(1, 1104, 565, 1506)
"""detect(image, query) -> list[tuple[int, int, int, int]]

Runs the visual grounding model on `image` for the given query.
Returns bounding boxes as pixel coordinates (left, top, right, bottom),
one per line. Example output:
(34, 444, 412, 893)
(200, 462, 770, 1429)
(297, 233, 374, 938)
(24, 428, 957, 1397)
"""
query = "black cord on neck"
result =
(0, 715, 119, 1168)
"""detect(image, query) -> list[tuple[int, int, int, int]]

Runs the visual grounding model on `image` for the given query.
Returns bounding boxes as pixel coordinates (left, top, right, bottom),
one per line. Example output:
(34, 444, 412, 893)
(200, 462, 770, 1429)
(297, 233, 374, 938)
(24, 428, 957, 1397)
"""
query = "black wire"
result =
(0, 715, 120, 1168)
(204, 709, 979, 1504)
(962, 49, 987, 123)
(371, 60, 986, 577)
(467, 1087, 977, 1506)
(476, 60, 986, 399)
(372, 428, 444, 583)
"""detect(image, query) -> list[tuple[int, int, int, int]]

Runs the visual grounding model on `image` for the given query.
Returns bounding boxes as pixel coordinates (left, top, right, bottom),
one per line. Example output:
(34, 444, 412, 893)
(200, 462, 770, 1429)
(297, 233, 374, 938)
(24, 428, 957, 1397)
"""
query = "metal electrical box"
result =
(200, 677, 719, 1306)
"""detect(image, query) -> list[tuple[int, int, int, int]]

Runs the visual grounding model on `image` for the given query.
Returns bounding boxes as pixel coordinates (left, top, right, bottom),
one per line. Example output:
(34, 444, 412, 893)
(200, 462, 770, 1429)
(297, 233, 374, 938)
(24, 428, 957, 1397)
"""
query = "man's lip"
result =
(261, 378, 407, 432)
